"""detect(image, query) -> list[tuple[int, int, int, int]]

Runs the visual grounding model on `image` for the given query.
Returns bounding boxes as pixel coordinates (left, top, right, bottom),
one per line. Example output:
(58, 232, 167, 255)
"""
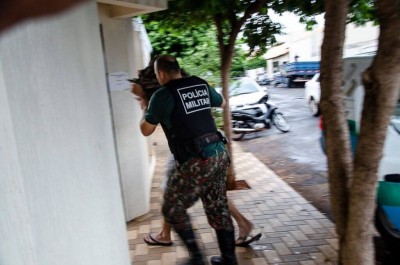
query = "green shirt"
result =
(144, 78, 225, 157)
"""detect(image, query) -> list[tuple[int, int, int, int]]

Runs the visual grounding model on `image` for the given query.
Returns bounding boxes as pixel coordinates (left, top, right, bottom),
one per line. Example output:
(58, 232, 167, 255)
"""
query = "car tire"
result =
(375, 205, 400, 253)
(309, 99, 321, 117)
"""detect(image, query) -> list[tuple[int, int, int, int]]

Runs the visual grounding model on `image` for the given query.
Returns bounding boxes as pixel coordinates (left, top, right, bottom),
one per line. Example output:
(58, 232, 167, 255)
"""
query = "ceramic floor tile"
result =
(128, 127, 338, 265)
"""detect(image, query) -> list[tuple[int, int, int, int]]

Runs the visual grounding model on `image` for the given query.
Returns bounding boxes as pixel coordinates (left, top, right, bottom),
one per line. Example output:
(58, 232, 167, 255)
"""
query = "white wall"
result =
(344, 22, 379, 57)
(98, 4, 154, 221)
(266, 23, 378, 76)
(0, 2, 130, 265)
(287, 28, 323, 61)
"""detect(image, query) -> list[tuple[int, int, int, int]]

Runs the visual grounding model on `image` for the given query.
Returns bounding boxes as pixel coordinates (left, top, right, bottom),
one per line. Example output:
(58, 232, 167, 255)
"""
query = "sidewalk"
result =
(127, 128, 338, 265)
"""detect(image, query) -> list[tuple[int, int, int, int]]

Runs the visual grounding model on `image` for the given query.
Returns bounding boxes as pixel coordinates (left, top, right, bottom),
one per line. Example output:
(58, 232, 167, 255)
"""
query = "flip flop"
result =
(143, 233, 173, 246)
(235, 233, 262, 247)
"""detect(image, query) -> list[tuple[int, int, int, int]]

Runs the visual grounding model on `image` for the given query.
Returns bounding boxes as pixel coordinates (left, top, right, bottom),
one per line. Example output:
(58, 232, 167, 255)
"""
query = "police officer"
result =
(140, 54, 237, 265)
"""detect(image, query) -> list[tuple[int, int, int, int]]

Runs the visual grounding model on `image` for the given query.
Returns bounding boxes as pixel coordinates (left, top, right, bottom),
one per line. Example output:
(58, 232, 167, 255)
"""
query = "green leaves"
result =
(242, 13, 281, 53)
(348, 0, 376, 25)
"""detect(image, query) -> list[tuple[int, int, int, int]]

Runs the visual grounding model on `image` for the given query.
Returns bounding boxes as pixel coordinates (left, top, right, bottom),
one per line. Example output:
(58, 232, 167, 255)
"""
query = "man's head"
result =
(154, 55, 182, 85)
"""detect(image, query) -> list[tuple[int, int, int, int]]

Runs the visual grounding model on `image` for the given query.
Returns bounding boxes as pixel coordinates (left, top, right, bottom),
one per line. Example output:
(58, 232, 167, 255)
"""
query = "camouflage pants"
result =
(162, 147, 234, 231)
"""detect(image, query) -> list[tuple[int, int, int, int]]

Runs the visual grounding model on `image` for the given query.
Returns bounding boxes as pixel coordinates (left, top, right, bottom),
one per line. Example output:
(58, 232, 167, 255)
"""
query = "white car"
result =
(229, 77, 269, 110)
(304, 73, 321, 116)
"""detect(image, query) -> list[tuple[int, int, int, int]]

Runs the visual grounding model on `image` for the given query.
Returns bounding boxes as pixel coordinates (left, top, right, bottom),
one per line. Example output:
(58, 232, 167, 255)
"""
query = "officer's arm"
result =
(220, 96, 226, 108)
(140, 119, 157, 136)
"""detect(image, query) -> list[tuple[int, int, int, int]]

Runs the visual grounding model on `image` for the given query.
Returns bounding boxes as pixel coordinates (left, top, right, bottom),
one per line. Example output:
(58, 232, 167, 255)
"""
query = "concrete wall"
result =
(98, 4, 154, 221)
(0, 2, 130, 265)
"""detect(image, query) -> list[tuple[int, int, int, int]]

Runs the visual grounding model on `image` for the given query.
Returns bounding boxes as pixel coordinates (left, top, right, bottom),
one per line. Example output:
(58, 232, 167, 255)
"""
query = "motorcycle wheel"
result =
(375, 205, 400, 253)
(272, 112, 291, 132)
(232, 132, 245, 141)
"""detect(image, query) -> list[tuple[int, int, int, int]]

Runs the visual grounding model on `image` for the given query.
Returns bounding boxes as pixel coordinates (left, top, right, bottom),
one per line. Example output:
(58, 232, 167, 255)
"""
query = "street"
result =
(236, 85, 330, 219)
(235, 84, 399, 264)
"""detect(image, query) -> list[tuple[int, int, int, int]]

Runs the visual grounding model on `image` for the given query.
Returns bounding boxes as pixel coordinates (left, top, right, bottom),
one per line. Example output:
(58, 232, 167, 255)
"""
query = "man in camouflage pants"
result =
(139, 54, 237, 265)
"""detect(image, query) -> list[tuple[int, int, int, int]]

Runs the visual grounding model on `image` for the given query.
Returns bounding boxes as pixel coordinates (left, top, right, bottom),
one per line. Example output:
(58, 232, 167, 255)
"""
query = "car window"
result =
(229, 80, 258, 96)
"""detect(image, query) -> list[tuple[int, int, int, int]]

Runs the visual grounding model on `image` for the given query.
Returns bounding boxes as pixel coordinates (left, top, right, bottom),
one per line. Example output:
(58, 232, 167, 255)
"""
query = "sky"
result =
(269, 11, 325, 42)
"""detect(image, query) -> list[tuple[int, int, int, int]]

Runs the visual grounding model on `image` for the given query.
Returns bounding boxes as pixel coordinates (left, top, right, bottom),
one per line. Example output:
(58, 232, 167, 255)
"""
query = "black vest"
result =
(163, 76, 218, 161)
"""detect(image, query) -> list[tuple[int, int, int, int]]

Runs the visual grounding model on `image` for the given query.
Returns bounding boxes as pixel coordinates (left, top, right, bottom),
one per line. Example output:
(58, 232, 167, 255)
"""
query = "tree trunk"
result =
(320, 0, 351, 263)
(220, 48, 236, 189)
(213, 15, 242, 190)
(211, 1, 268, 190)
(343, 0, 400, 264)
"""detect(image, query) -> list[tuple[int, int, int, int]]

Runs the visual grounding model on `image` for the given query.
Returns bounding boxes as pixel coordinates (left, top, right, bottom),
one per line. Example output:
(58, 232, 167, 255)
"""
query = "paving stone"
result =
(267, 232, 291, 238)
(325, 238, 339, 251)
(127, 129, 338, 265)
(250, 257, 268, 265)
(298, 224, 316, 235)
(127, 230, 138, 240)
(259, 237, 284, 244)
(274, 225, 299, 232)
(318, 245, 337, 260)
(282, 253, 311, 262)
(273, 242, 291, 255)
(148, 246, 175, 255)
(291, 246, 320, 254)
(290, 230, 308, 241)
(131, 261, 146, 265)
(161, 252, 175, 265)
(299, 239, 327, 247)
(283, 220, 307, 226)
(262, 249, 282, 263)
(133, 254, 162, 262)
(305, 219, 324, 229)
(300, 261, 316, 265)
(281, 236, 301, 248)
(308, 233, 336, 240)
(308, 252, 327, 263)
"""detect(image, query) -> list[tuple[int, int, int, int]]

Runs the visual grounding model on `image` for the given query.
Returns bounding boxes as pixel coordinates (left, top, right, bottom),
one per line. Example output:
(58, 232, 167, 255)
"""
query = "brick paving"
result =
(127, 128, 338, 264)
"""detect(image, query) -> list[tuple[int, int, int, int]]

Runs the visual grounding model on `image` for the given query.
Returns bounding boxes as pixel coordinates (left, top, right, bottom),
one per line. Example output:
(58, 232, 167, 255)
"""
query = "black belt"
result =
(171, 131, 227, 163)
(193, 132, 223, 149)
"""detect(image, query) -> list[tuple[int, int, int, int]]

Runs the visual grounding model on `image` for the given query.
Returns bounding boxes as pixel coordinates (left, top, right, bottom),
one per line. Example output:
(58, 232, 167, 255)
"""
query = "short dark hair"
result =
(155, 55, 181, 75)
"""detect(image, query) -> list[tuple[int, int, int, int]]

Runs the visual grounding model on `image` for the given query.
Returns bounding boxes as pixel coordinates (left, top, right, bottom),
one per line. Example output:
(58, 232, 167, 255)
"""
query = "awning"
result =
(97, 0, 167, 18)
(263, 44, 289, 60)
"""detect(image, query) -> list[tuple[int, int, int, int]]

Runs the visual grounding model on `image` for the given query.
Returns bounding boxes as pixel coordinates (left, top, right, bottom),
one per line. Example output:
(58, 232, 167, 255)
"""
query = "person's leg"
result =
(200, 149, 237, 265)
(228, 200, 261, 246)
(143, 155, 175, 246)
(228, 200, 253, 238)
(143, 219, 173, 245)
(162, 162, 204, 265)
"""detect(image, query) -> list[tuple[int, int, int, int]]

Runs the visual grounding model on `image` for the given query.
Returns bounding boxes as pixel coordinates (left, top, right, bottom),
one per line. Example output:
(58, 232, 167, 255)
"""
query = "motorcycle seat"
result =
(231, 109, 259, 116)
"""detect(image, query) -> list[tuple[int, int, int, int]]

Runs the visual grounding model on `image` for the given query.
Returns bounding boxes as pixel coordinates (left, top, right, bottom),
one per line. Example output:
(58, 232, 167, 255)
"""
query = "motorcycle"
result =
(231, 98, 290, 140)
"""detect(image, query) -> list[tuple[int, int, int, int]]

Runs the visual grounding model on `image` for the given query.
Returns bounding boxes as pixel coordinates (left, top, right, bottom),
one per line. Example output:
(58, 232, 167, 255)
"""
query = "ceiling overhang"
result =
(96, 0, 167, 18)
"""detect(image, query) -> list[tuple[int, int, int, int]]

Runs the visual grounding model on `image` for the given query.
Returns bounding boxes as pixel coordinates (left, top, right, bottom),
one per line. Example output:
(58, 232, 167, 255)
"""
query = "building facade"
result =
(264, 22, 379, 77)
(0, 1, 166, 265)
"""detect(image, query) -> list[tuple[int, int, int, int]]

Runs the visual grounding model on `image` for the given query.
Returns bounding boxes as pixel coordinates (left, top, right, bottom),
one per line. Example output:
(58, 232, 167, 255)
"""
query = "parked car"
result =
(319, 100, 400, 252)
(304, 73, 321, 116)
(272, 72, 285, 87)
(229, 77, 269, 110)
(319, 56, 400, 252)
(255, 73, 271, 86)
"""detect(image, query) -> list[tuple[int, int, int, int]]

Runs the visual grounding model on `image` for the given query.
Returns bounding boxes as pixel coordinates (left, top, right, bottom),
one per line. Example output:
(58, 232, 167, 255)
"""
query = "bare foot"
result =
(237, 220, 253, 240)
(143, 232, 172, 246)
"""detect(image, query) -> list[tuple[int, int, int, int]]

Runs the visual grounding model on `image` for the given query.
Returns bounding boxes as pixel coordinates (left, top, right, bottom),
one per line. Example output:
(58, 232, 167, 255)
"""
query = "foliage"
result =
(144, 17, 267, 85)
(243, 56, 267, 70)
(144, 0, 283, 54)
(348, 0, 376, 25)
